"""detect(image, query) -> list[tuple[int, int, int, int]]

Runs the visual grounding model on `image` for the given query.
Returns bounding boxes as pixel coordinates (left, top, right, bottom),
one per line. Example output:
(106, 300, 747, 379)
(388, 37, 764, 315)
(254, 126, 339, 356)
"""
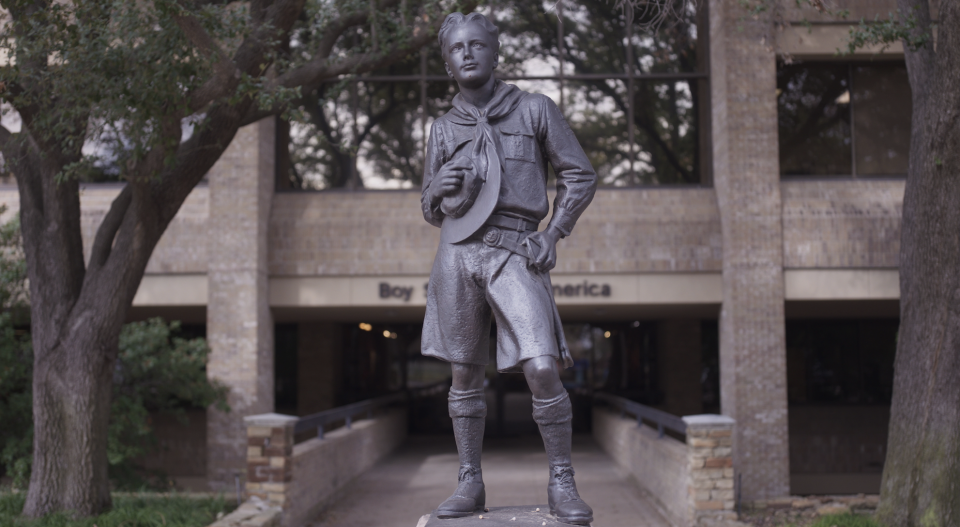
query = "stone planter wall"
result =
(593, 407, 737, 526)
(244, 408, 408, 527)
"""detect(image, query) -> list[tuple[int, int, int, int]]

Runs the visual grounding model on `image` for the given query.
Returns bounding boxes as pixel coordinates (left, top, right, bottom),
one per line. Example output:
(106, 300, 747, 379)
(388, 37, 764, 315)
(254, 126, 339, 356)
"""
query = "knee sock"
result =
(532, 391, 573, 468)
(448, 388, 487, 472)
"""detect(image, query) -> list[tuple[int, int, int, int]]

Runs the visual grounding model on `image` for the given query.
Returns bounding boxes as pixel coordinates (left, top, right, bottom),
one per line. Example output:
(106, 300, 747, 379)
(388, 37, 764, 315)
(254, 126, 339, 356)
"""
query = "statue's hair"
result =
(437, 12, 500, 55)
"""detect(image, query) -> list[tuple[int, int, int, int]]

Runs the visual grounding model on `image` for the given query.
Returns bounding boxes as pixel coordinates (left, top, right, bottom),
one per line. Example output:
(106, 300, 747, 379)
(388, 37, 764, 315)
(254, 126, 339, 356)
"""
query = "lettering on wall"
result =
(379, 282, 414, 302)
(377, 280, 612, 301)
(552, 281, 612, 297)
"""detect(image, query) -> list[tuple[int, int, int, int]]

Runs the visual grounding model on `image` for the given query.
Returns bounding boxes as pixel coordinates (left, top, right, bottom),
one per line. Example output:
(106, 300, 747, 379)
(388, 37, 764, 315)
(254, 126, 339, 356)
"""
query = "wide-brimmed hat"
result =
(440, 143, 501, 244)
(440, 157, 482, 219)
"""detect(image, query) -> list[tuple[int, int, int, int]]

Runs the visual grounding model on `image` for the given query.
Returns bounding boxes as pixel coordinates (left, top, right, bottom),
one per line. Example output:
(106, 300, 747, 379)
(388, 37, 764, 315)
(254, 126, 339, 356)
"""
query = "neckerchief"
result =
(447, 81, 525, 185)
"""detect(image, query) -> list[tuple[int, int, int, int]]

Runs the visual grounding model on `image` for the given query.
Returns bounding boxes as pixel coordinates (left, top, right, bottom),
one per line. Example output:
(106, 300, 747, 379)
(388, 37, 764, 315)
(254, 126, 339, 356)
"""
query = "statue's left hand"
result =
(524, 226, 562, 273)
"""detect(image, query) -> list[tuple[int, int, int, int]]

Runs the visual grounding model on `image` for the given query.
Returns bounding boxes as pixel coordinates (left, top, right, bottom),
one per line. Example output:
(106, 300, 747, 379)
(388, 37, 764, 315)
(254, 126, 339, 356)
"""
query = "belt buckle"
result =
(483, 226, 502, 247)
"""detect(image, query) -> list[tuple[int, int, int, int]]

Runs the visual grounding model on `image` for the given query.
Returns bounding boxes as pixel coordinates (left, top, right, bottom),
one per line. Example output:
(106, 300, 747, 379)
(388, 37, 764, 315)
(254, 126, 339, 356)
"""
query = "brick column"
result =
(207, 117, 277, 489)
(684, 414, 736, 524)
(245, 413, 297, 506)
(708, 0, 790, 499)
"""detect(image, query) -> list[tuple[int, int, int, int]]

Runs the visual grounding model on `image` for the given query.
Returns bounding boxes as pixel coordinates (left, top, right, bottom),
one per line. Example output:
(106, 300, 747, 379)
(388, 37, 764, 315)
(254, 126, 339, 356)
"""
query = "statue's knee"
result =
(524, 356, 558, 382)
(451, 362, 485, 391)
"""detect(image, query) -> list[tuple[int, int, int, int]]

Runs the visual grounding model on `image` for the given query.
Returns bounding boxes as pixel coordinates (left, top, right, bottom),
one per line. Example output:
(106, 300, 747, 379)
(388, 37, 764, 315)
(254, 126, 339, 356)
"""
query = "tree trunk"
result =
(26, 331, 115, 516)
(14, 104, 248, 516)
(877, 1, 960, 525)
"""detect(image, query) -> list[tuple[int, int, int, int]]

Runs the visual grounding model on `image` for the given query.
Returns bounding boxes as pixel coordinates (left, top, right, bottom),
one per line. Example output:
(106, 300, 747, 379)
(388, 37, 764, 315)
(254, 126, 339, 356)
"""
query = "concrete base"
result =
(417, 506, 587, 527)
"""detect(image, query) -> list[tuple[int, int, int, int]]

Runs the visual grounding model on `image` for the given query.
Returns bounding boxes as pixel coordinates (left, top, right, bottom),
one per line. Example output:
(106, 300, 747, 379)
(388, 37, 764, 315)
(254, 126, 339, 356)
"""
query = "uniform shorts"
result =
(421, 228, 560, 372)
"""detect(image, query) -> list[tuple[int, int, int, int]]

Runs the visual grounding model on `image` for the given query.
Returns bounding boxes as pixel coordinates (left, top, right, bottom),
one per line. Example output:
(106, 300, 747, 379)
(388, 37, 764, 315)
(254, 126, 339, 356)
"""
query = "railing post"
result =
(682, 414, 736, 526)
(245, 413, 298, 508)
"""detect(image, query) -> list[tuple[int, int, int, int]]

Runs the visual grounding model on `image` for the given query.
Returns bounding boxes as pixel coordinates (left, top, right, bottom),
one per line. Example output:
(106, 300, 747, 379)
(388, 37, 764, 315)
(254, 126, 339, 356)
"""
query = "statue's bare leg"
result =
(523, 356, 594, 526)
(437, 363, 487, 518)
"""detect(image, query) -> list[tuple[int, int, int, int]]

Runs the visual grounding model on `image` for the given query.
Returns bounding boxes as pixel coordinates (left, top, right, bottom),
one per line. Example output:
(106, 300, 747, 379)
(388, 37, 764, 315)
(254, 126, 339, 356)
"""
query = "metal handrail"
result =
(594, 392, 687, 438)
(294, 380, 450, 439)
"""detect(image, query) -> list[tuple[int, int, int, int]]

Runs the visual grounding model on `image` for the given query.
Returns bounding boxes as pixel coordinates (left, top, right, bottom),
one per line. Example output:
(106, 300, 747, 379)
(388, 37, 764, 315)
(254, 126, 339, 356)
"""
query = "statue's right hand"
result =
(430, 157, 474, 202)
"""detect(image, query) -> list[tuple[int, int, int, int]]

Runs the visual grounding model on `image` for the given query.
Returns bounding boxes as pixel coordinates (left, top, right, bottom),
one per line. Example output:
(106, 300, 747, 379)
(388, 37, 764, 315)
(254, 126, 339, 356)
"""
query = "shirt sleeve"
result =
(536, 96, 598, 237)
(421, 124, 446, 228)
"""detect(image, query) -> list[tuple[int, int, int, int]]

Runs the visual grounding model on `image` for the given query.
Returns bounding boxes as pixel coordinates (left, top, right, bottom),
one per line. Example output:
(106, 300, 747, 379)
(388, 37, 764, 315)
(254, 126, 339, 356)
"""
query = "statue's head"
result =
(438, 12, 500, 89)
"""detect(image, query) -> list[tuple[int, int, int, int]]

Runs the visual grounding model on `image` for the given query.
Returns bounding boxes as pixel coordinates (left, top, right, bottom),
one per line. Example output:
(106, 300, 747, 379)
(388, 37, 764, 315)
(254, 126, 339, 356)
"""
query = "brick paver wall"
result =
(782, 180, 903, 268)
(268, 188, 724, 276)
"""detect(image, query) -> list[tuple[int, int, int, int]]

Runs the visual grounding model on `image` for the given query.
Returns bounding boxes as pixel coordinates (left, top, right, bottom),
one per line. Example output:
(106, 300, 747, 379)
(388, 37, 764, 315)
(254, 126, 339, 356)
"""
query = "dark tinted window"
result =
(786, 319, 897, 405)
(778, 62, 911, 178)
(280, 1, 709, 190)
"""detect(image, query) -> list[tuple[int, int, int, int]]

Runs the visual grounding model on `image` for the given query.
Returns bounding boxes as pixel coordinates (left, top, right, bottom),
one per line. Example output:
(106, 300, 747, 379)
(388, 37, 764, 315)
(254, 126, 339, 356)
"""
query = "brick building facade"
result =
(0, 0, 908, 500)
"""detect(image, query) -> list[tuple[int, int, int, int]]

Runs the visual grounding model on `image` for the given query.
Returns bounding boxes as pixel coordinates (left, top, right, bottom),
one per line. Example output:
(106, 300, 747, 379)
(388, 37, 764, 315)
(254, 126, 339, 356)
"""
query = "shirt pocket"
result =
(443, 136, 472, 161)
(499, 128, 536, 163)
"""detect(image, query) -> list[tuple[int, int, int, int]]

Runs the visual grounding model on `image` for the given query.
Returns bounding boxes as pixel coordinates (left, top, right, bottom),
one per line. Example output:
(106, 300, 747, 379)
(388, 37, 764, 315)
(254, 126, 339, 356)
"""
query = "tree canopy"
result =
(0, 0, 474, 517)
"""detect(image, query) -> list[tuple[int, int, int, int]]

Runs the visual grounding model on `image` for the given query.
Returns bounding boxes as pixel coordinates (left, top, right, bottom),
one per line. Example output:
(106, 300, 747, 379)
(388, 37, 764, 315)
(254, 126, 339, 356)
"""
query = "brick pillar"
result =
(684, 415, 736, 525)
(708, 0, 790, 499)
(245, 413, 297, 506)
(658, 320, 704, 416)
(207, 117, 277, 489)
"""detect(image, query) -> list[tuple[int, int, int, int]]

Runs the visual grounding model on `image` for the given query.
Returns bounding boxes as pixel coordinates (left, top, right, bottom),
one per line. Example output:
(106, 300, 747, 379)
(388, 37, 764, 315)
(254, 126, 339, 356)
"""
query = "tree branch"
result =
(173, 5, 242, 113)
(87, 185, 132, 272)
(0, 123, 14, 152)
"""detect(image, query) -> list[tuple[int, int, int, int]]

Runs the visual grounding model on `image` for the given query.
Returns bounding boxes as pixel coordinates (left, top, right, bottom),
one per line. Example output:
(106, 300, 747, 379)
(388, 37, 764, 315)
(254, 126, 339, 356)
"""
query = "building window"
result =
(778, 61, 912, 178)
(279, 1, 709, 190)
(786, 319, 897, 405)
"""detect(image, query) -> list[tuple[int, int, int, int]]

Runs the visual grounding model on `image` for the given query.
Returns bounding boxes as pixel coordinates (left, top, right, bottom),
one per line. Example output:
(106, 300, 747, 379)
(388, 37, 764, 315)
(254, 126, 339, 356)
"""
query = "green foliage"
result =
(809, 513, 881, 527)
(845, 11, 934, 54)
(0, 206, 32, 488)
(0, 207, 26, 315)
(0, 492, 235, 527)
(0, 1, 251, 182)
(737, 0, 934, 56)
(0, 313, 32, 490)
(108, 319, 230, 488)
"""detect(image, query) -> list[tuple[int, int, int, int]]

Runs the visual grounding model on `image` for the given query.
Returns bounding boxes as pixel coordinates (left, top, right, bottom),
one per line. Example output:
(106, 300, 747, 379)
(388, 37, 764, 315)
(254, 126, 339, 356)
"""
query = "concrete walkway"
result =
(305, 435, 671, 527)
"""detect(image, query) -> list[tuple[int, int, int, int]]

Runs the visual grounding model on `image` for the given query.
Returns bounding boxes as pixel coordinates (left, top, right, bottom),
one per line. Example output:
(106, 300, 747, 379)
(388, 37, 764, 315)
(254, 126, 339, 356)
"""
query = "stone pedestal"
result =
(416, 506, 582, 527)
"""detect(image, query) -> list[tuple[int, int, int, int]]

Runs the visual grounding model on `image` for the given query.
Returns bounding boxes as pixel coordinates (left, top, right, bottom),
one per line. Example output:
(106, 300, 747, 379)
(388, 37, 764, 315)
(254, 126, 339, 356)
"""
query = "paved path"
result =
(305, 435, 672, 527)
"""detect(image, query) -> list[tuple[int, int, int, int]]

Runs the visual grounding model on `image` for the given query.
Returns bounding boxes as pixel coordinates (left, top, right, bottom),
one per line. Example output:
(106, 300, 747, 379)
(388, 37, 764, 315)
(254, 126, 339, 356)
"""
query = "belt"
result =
(484, 214, 538, 232)
(481, 226, 531, 259)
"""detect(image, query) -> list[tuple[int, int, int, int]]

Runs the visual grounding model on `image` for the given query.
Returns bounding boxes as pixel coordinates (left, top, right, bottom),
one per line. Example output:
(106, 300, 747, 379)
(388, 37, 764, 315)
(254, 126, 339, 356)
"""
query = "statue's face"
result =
(442, 21, 498, 89)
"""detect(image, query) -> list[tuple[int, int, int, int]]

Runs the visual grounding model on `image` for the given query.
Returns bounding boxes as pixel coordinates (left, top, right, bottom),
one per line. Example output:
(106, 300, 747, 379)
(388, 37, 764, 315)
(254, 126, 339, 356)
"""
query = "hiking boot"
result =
(437, 465, 486, 518)
(548, 466, 593, 525)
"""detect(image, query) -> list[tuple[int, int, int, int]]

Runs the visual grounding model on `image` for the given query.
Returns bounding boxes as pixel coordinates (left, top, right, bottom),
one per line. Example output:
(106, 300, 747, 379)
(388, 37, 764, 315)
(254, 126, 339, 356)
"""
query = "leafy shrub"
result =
(0, 208, 32, 488)
(810, 513, 881, 527)
(0, 313, 32, 488)
(108, 319, 230, 488)
(0, 492, 236, 527)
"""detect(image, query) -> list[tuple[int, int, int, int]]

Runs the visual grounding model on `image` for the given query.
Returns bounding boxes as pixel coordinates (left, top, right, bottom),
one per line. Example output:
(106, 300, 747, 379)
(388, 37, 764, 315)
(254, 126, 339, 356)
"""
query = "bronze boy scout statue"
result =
(420, 12, 597, 526)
